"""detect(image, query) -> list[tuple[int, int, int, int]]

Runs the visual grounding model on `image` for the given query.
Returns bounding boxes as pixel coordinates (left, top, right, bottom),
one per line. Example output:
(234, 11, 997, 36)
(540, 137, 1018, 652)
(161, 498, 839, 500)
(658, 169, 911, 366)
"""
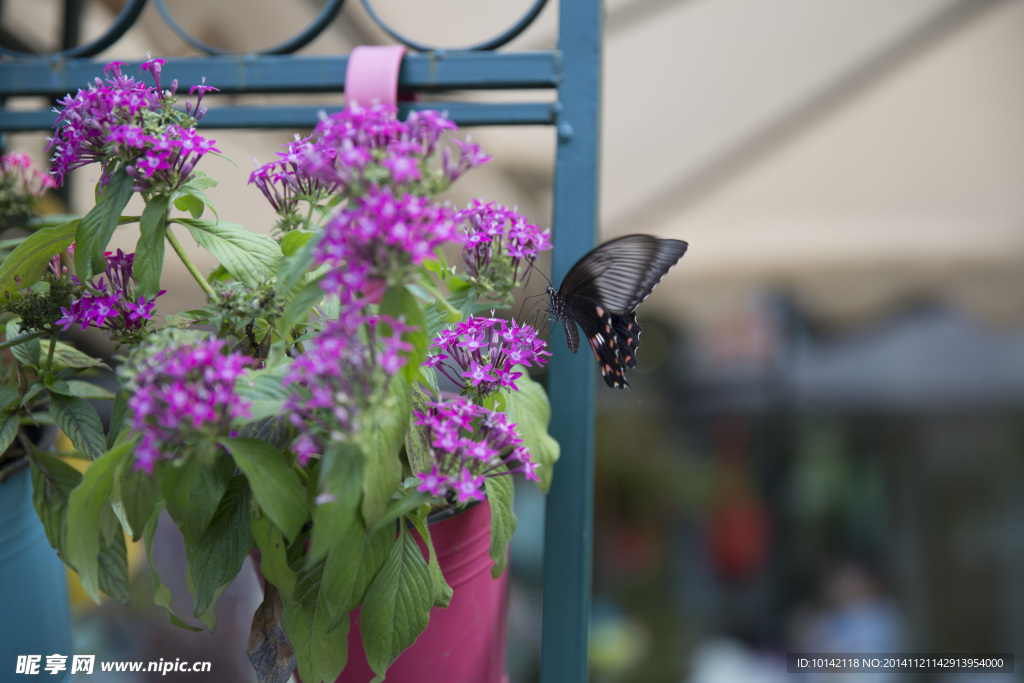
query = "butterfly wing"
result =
(573, 307, 643, 388)
(549, 234, 687, 389)
(558, 235, 688, 314)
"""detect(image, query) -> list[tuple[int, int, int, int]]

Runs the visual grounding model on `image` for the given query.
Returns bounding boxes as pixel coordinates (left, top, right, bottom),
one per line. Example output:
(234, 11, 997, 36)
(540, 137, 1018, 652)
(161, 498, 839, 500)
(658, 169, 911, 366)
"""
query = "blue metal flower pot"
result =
(0, 465, 72, 681)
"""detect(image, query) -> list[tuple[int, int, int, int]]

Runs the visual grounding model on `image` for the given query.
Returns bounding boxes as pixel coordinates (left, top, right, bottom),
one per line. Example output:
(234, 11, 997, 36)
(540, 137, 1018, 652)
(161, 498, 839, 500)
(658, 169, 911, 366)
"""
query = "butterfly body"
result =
(547, 234, 688, 388)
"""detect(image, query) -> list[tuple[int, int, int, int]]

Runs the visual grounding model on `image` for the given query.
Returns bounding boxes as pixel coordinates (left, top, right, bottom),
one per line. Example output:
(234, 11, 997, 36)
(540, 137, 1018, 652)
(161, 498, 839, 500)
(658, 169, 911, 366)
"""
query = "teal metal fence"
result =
(0, 1, 602, 679)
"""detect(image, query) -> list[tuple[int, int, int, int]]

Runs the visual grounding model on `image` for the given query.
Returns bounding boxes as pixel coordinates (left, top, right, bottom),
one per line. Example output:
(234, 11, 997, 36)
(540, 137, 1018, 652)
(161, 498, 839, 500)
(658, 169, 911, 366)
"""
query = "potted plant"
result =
(0, 152, 75, 681)
(0, 57, 559, 683)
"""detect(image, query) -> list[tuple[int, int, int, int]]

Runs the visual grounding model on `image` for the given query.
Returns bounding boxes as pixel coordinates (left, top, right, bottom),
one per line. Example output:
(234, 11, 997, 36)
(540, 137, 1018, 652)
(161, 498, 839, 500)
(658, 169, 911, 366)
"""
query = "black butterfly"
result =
(546, 234, 688, 389)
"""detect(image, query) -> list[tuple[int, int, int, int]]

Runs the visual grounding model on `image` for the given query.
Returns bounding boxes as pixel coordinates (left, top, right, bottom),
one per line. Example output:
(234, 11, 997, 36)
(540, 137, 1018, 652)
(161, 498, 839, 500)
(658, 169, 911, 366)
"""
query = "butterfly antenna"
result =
(540, 261, 553, 287)
(516, 290, 548, 324)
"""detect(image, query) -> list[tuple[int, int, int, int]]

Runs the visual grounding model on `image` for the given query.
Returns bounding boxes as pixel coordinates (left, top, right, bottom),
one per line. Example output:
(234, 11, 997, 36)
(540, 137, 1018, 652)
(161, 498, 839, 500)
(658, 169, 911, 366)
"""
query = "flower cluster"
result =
(283, 312, 413, 464)
(249, 105, 490, 228)
(426, 316, 550, 398)
(247, 134, 337, 230)
(457, 200, 552, 299)
(314, 184, 459, 301)
(414, 396, 537, 503)
(0, 153, 56, 227)
(48, 58, 219, 191)
(127, 337, 251, 473)
(56, 249, 162, 344)
(305, 105, 489, 191)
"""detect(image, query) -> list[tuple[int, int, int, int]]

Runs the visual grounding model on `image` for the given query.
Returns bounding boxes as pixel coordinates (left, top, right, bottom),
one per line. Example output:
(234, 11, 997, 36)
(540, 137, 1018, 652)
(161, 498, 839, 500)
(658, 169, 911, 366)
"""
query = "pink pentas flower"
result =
(127, 338, 251, 474)
(251, 104, 489, 225)
(54, 249, 163, 341)
(426, 315, 549, 398)
(412, 396, 533, 503)
(457, 200, 552, 295)
(313, 184, 460, 302)
(382, 154, 421, 184)
(416, 464, 447, 496)
(48, 58, 218, 192)
(283, 311, 413, 465)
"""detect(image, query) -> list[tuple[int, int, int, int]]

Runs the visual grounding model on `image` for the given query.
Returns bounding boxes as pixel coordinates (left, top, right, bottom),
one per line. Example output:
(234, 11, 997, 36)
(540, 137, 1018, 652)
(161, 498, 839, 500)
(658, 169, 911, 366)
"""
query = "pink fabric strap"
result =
(344, 45, 407, 107)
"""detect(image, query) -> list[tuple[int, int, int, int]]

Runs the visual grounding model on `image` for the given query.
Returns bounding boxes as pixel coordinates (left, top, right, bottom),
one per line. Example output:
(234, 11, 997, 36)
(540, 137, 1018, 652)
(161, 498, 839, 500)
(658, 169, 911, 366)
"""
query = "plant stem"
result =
(292, 461, 309, 483)
(165, 226, 216, 298)
(44, 329, 57, 380)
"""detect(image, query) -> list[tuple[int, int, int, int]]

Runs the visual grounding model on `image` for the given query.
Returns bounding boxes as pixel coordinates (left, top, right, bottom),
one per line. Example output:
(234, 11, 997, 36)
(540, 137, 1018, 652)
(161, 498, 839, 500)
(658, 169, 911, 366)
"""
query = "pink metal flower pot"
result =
(336, 499, 509, 683)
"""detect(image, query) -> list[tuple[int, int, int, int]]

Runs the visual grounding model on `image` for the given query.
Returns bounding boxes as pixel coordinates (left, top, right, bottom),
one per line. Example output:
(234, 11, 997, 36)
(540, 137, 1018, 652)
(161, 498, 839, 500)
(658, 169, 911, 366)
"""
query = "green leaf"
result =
(356, 377, 411, 527)
(47, 380, 116, 401)
(431, 293, 463, 325)
(278, 276, 325, 339)
(49, 393, 106, 459)
(405, 386, 434, 475)
(0, 220, 78, 298)
(178, 218, 282, 287)
(379, 285, 428, 383)
(161, 451, 234, 543)
(223, 437, 307, 543)
(172, 172, 218, 220)
(185, 474, 253, 617)
(309, 443, 363, 561)
(6, 319, 40, 367)
(50, 341, 110, 371)
(320, 524, 392, 632)
(251, 513, 297, 602)
(183, 170, 219, 192)
(484, 471, 517, 578)
(233, 366, 290, 422)
(497, 367, 561, 492)
(143, 503, 202, 631)
(188, 571, 227, 632)
(98, 503, 131, 604)
(110, 446, 161, 540)
(281, 230, 314, 257)
(75, 168, 135, 281)
(107, 389, 131, 450)
(0, 383, 17, 411)
(135, 195, 170, 299)
(0, 412, 18, 455)
(360, 525, 433, 677)
(282, 556, 350, 683)
(29, 449, 83, 562)
(409, 511, 453, 608)
(66, 442, 130, 602)
(19, 384, 45, 409)
(174, 192, 205, 219)
(368, 491, 433, 535)
(275, 228, 320, 296)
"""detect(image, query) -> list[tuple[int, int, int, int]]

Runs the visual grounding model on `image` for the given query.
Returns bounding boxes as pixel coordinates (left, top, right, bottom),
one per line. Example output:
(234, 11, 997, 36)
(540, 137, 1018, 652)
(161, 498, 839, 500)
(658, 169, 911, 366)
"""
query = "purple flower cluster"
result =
(56, 249, 162, 339)
(305, 105, 489, 190)
(128, 338, 251, 473)
(426, 316, 550, 398)
(247, 134, 338, 220)
(249, 105, 490, 220)
(49, 58, 219, 191)
(457, 200, 552, 293)
(414, 396, 537, 503)
(283, 312, 413, 464)
(314, 184, 459, 301)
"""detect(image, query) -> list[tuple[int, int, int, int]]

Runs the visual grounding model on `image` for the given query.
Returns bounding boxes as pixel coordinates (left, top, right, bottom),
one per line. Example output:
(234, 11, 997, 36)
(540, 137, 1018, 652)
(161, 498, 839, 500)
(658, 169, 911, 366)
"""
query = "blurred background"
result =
(3, 0, 1024, 681)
